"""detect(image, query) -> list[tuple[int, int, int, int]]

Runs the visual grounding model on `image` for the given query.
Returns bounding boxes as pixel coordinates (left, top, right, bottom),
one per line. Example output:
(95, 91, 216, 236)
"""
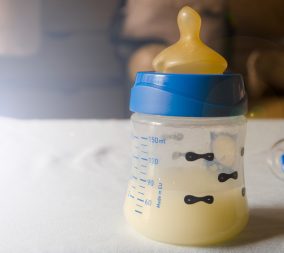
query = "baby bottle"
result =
(124, 6, 248, 246)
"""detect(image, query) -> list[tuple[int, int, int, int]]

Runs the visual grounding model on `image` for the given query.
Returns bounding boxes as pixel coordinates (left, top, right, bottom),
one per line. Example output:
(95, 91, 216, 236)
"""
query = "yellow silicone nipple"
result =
(153, 6, 228, 74)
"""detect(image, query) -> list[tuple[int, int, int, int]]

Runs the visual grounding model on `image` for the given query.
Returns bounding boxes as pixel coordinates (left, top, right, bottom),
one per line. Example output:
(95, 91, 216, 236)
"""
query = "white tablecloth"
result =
(0, 118, 283, 253)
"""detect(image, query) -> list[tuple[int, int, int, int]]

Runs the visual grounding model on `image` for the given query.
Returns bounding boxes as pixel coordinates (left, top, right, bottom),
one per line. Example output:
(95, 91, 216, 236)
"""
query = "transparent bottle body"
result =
(124, 113, 248, 246)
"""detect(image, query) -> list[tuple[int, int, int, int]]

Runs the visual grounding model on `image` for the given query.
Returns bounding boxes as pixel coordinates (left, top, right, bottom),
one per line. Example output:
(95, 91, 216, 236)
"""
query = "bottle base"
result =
(124, 208, 249, 246)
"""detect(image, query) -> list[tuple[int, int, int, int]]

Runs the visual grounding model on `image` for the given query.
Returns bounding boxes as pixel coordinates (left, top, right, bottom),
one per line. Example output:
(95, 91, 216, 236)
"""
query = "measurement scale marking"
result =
(141, 144, 148, 147)
(141, 137, 148, 140)
(141, 151, 148, 154)
(141, 157, 148, 161)
(133, 156, 139, 159)
(138, 192, 144, 195)
(131, 185, 136, 189)
(136, 204, 143, 208)
(141, 164, 147, 168)
(139, 171, 146, 175)
(135, 210, 143, 214)
(137, 198, 144, 202)
(139, 185, 145, 188)
(129, 194, 135, 198)
(132, 176, 138, 180)
(133, 136, 139, 139)
(140, 178, 146, 182)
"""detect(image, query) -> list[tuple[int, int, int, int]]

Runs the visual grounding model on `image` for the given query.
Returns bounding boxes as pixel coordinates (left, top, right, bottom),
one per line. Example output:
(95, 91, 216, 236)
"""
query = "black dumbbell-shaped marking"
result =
(218, 171, 238, 182)
(242, 187, 246, 197)
(185, 152, 214, 162)
(241, 147, 245, 156)
(184, 195, 214, 205)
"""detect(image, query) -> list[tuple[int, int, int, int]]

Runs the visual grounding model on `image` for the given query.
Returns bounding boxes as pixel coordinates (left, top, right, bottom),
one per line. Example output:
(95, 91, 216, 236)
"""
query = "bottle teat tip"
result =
(152, 5, 228, 74)
(177, 5, 201, 40)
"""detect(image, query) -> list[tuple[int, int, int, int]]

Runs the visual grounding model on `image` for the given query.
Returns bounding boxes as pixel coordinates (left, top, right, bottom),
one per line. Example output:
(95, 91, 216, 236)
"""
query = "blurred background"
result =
(0, 0, 283, 119)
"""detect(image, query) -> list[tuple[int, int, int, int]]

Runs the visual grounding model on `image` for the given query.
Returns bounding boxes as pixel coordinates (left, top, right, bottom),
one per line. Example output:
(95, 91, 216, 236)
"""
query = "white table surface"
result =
(0, 118, 283, 253)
